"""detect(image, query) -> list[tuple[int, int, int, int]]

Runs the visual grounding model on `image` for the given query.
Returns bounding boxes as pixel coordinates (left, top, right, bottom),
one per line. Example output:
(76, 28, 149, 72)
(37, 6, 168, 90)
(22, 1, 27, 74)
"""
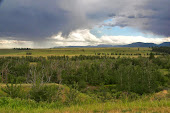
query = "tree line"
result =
(0, 55, 169, 95)
(152, 47, 170, 54)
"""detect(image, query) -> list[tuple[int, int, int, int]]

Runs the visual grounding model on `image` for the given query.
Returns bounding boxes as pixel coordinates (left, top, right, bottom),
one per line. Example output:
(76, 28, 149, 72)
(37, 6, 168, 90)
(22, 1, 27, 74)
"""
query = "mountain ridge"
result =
(53, 42, 170, 48)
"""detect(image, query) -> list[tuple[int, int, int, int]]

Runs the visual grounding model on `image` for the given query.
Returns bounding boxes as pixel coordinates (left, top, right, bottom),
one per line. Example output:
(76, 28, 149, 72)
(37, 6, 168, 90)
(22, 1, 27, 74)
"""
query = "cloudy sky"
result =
(0, 0, 170, 48)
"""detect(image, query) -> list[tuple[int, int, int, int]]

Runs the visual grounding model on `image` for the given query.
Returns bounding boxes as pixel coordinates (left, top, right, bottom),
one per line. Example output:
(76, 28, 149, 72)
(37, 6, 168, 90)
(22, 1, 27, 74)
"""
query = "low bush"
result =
(16, 76, 26, 84)
(29, 84, 63, 103)
(1, 83, 22, 99)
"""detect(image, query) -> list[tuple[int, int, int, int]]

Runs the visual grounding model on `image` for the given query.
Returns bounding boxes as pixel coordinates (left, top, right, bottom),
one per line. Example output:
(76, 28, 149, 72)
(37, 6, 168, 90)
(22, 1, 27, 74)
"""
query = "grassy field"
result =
(0, 84, 169, 113)
(0, 47, 153, 57)
(0, 98, 169, 113)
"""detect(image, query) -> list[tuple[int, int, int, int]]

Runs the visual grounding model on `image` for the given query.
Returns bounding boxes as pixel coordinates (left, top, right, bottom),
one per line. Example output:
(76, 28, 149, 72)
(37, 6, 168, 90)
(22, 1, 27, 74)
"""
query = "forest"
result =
(152, 47, 170, 54)
(0, 48, 169, 112)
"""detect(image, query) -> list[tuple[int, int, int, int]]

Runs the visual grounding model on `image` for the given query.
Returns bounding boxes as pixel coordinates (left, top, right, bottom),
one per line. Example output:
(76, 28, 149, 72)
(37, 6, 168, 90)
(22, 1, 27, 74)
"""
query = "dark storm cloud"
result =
(0, 0, 95, 40)
(108, 13, 116, 17)
(103, 0, 170, 37)
(0, 7, 69, 39)
(142, 0, 170, 36)
(0, 0, 170, 42)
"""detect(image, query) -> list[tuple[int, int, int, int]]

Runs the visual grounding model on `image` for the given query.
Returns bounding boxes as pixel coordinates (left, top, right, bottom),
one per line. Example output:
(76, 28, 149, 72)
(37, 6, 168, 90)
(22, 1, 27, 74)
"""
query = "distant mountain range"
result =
(53, 42, 170, 48)
(121, 42, 170, 47)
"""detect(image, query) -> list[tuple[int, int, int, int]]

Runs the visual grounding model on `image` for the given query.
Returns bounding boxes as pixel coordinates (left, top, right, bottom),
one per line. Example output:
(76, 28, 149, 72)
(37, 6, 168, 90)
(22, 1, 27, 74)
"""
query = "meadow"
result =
(0, 47, 153, 57)
(0, 47, 169, 113)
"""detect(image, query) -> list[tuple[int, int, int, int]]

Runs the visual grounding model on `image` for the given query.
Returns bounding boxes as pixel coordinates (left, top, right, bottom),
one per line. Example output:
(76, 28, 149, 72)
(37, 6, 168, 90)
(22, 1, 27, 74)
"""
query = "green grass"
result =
(0, 97, 169, 113)
(159, 69, 170, 75)
(0, 83, 169, 113)
(0, 47, 153, 57)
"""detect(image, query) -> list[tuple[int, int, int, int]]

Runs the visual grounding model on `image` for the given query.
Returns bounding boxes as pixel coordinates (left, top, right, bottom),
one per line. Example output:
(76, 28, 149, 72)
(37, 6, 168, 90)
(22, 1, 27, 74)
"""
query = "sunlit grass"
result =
(159, 69, 170, 75)
(0, 98, 169, 113)
(0, 47, 152, 57)
(0, 83, 169, 113)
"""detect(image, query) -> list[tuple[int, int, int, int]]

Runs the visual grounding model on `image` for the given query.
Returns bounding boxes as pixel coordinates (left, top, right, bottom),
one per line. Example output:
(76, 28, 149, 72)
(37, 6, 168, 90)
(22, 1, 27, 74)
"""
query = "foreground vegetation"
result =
(0, 47, 170, 112)
(0, 96, 169, 113)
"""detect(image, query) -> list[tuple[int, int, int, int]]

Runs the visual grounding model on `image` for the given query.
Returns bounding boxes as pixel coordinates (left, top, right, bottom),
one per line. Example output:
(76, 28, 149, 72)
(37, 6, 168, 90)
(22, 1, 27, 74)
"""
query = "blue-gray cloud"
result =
(105, 0, 170, 37)
(0, 0, 97, 41)
(0, 0, 170, 42)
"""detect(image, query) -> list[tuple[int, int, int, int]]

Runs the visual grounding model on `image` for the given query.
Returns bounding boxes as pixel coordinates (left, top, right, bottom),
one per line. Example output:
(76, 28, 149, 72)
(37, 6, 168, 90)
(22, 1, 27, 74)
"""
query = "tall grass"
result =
(0, 97, 169, 113)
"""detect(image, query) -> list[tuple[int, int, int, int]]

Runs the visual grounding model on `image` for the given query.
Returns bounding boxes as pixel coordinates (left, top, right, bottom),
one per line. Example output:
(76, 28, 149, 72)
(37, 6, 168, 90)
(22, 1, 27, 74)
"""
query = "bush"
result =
(65, 83, 79, 105)
(78, 80, 87, 89)
(0, 77, 2, 83)
(16, 76, 26, 84)
(29, 85, 63, 103)
(1, 83, 22, 98)
(112, 91, 139, 101)
(96, 85, 113, 102)
(7, 74, 16, 83)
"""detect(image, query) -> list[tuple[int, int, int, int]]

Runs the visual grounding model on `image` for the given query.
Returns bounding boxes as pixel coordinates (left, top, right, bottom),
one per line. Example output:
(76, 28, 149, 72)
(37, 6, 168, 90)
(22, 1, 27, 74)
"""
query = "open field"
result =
(0, 47, 153, 57)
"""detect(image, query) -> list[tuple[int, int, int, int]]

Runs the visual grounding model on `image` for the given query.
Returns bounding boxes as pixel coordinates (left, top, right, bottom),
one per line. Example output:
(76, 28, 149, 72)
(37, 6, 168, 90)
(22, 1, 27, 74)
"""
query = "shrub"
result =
(1, 83, 22, 98)
(16, 76, 26, 83)
(29, 84, 63, 103)
(0, 77, 2, 83)
(112, 91, 139, 101)
(78, 80, 87, 89)
(7, 74, 16, 83)
(65, 83, 79, 105)
(149, 52, 155, 59)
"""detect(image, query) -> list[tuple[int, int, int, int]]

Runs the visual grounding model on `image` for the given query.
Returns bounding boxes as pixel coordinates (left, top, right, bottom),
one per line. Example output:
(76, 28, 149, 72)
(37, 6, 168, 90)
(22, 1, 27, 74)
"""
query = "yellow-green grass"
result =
(0, 47, 153, 57)
(159, 69, 170, 75)
(0, 83, 169, 113)
(53, 100, 170, 113)
(0, 83, 61, 96)
(0, 98, 169, 113)
(0, 83, 62, 92)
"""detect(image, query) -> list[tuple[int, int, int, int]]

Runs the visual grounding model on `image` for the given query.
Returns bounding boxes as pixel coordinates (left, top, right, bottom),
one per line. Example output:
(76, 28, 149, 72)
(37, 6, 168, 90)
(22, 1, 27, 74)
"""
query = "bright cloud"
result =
(1, 29, 169, 48)
(0, 40, 33, 48)
(51, 29, 170, 47)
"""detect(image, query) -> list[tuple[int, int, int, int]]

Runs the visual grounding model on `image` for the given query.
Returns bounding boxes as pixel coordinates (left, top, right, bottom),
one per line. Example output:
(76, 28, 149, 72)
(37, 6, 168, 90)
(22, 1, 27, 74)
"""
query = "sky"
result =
(0, 0, 170, 48)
